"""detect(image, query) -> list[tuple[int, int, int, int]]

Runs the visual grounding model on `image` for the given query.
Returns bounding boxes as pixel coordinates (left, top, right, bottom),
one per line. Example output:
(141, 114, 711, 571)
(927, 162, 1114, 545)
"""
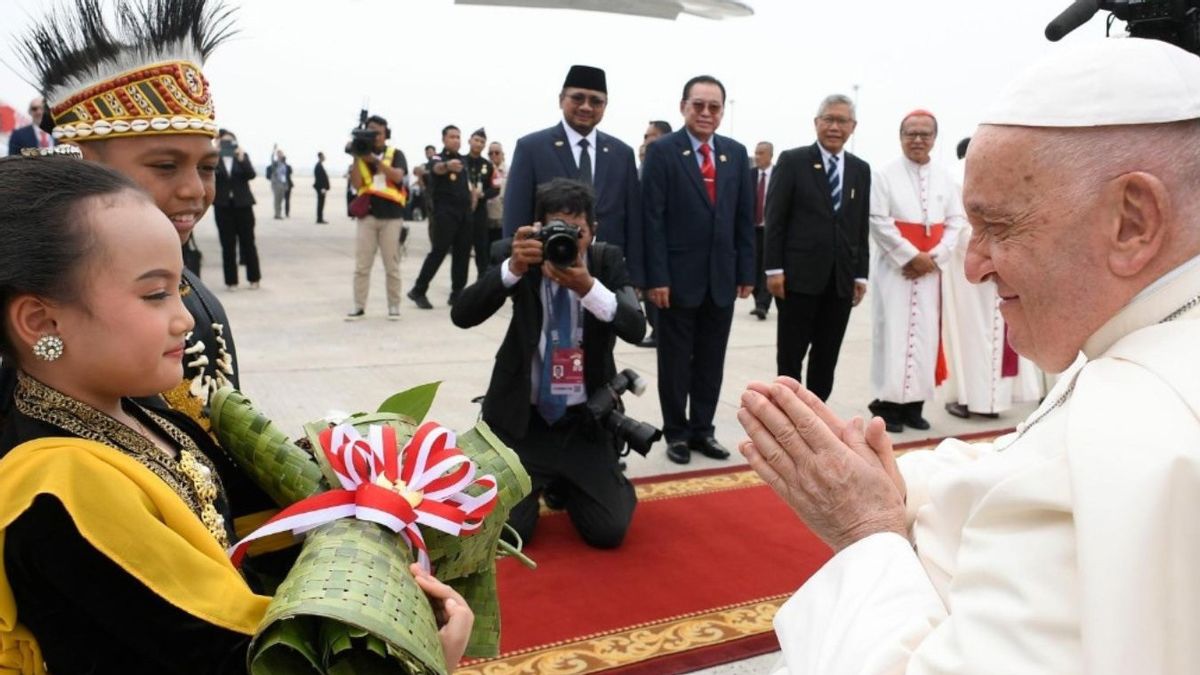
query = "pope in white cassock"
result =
(868, 111, 965, 432)
(736, 37, 1200, 675)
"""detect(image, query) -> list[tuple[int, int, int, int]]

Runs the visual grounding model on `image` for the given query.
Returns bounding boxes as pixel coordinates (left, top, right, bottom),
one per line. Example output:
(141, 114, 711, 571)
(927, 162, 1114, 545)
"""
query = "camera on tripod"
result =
(1047, 0, 1200, 55)
(535, 219, 581, 268)
(346, 108, 380, 157)
(586, 368, 662, 457)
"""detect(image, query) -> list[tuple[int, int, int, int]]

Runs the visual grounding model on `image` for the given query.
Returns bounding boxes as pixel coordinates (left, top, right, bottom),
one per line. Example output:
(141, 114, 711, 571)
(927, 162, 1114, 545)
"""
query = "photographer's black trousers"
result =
(497, 407, 636, 550)
(411, 207, 472, 296)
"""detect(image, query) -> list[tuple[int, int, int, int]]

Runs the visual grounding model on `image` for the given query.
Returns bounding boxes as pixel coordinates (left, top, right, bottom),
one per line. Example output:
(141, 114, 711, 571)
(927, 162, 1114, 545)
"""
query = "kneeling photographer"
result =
(451, 178, 648, 549)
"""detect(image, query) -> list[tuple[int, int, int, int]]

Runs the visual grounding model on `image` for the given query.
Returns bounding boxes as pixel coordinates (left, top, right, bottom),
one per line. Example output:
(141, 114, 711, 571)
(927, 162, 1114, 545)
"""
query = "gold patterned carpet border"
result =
(456, 594, 786, 675)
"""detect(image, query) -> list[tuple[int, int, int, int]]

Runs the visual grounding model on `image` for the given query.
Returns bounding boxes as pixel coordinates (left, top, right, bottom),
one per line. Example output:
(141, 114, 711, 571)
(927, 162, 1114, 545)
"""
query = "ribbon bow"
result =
(228, 421, 498, 569)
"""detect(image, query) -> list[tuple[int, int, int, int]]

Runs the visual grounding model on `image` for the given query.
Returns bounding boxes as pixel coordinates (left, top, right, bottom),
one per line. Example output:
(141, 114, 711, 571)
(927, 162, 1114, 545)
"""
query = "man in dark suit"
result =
(6, 98, 53, 155)
(452, 178, 645, 548)
(213, 128, 260, 290)
(642, 75, 755, 465)
(764, 94, 871, 401)
(313, 151, 330, 223)
(502, 65, 642, 288)
(750, 140, 775, 319)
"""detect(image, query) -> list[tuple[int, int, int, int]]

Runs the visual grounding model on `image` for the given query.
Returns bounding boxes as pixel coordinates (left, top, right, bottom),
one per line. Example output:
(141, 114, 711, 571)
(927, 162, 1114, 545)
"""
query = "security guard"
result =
(408, 124, 473, 308)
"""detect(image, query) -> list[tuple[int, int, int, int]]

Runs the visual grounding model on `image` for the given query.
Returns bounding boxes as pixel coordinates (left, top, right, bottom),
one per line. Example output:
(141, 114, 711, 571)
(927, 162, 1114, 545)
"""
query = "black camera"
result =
(346, 108, 380, 157)
(1047, 0, 1200, 55)
(586, 368, 662, 457)
(535, 219, 581, 268)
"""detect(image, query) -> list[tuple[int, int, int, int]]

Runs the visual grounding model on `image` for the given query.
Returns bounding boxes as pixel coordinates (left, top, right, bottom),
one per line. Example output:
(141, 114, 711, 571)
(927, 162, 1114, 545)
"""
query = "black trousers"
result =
(284, 187, 292, 217)
(655, 294, 735, 443)
(213, 205, 260, 286)
(776, 272, 853, 401)
(753, 227, 777, 313)
(315, 189, 326, 222)
(412, 207, 472, 295)
(498, 408, 636, 549)
(471, 205, 491, 280)
(642, 298, 658, 339)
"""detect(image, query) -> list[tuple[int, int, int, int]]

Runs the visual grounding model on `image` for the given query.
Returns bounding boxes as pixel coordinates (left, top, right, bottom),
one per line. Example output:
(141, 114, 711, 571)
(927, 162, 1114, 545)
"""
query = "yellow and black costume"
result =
(0, 373, 269, 674)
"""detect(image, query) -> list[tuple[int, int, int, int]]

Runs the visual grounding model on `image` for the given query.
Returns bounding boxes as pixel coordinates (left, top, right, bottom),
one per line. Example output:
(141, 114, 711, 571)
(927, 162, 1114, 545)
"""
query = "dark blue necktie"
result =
(536, 283, 574, 425)
(828, 155, 842, 212)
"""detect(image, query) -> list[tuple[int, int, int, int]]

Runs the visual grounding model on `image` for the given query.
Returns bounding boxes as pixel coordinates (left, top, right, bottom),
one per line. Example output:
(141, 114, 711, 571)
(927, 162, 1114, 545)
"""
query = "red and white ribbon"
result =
(228, 421, 498, 570)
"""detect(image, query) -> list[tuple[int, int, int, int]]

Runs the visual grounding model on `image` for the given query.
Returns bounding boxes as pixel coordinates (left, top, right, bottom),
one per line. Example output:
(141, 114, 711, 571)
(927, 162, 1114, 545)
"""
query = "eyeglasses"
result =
(688, 99, 723, 115)
(566, 92, 607, 107)
(902, 131, 935, 141)
(818, 115, 855, 127)
(488, 150, 502, 156)
(29, 106, 43, 113)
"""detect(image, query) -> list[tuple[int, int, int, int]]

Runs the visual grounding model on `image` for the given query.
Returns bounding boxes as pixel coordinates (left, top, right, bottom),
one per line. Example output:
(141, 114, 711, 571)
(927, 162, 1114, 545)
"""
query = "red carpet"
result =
(458, 430, 1011, 674)
(457, 466, 832, 674)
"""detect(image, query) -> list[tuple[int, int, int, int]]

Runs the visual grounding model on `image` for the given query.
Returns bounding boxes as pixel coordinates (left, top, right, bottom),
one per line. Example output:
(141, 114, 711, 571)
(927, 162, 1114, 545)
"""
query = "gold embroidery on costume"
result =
(14, 373, 229, 548)
(171, 275, 236, 430)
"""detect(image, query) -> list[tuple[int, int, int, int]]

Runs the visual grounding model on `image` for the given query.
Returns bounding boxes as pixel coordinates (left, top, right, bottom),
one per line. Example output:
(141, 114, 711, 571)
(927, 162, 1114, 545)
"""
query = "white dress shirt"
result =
(561, 120, 598, 179)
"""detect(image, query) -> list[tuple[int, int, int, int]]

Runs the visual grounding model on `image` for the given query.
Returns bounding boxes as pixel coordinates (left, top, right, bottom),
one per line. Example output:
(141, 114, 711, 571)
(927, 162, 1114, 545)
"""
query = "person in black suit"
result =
(313, 151, 330, 223)
(502, 66, 643, 289)
(750, 140, 775, 319)
(213, 128, 261, 290)
(764, 94, 871, 401)
(451, 178, 645, 548)
(5, 98, 53, 155)
(642, 75, 756, 465)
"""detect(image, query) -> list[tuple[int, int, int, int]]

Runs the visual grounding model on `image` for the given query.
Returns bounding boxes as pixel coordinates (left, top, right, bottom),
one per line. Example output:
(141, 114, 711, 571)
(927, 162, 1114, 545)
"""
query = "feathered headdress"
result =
(16, 0, 236, 143)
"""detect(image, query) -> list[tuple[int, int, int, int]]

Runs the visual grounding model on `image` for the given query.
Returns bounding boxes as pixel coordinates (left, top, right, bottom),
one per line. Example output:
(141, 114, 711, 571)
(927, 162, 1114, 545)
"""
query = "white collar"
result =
(817, 143, 845, 166)
(686, 129, 714, 155)
(561, 120, 598, 150)
(1084, 253, 1200, 359)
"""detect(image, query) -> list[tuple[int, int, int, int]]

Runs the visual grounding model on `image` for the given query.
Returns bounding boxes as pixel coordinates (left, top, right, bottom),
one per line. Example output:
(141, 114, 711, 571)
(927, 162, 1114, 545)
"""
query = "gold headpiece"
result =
(49, 59, 217, 142)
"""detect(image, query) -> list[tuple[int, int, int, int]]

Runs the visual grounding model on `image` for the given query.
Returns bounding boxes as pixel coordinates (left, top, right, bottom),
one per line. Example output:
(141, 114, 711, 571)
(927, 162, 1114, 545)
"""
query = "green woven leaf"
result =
(248, 618, 322, 675)
(376, 382, 441, 422)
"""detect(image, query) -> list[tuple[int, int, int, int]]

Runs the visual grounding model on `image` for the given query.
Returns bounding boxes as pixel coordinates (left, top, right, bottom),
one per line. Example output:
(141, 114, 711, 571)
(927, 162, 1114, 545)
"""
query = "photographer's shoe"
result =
(448, 291, 460, 306)
(666, 441, 691, 465)
(344, 308, 365, 321)
(407, 289, 433, 310)
(689, 437, 731, 461)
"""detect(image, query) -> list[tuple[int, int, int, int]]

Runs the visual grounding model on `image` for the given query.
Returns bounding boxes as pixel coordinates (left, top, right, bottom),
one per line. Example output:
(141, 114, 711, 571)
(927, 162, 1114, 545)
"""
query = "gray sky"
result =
(2, 0, 1117, 173)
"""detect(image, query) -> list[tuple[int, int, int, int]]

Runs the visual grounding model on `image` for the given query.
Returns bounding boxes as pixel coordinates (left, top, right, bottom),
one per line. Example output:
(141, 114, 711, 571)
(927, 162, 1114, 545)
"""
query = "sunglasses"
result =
(566, 92, 607, 107)
(687, 99, 723, 115)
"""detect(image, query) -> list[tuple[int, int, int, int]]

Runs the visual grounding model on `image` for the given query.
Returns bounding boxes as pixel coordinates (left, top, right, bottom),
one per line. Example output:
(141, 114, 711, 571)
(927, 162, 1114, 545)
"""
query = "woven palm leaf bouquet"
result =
(209, 384, 532, 674)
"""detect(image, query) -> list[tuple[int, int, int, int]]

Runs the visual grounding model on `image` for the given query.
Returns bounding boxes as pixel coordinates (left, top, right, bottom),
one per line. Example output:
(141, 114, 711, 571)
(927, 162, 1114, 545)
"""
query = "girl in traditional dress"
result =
(0, 155, 472, 674)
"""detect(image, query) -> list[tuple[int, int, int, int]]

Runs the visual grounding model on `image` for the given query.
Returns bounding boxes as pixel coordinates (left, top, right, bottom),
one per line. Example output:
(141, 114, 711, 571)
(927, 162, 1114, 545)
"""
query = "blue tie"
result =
(827, 155, 842, 212)
(536, 283, 574, 425)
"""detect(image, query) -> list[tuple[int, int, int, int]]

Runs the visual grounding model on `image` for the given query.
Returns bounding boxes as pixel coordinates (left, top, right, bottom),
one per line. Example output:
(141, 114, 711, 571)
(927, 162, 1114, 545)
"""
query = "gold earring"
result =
(32, 335, 64, 362)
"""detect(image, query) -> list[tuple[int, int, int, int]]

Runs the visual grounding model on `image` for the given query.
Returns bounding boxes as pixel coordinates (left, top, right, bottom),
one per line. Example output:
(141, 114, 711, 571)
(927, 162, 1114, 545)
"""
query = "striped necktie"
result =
(827, 155, 842, 212)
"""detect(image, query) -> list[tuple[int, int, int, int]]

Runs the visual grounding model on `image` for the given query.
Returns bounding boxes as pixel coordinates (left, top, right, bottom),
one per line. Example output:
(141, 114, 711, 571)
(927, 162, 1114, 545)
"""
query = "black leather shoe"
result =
(666, 441, 691, 465)
(750, 308, 767, 320)
(407, 289, 433, 310)
(637, 336, 657, 348)
(869, 399, 905, 433)
(944, 402, 970, 419)
(903, 407, 932, 431)
(689, 437, 731, 460)
(542, 482, 567, 511)
(448, 291, 460, 306)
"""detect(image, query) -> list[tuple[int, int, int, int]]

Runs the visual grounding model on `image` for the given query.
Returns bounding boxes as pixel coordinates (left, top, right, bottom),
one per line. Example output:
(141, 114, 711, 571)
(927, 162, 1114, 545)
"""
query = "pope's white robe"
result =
(942, 226, 1044, 413)
(772, 258, 1200, 674)
(869, 158, 965, 403)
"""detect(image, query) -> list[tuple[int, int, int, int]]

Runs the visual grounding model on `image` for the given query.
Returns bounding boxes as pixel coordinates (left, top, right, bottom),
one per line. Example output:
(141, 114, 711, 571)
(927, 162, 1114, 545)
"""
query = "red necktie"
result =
(755, 170, 766, 224)
(38, 129, 49, 148)
(699, 143, 716, 203)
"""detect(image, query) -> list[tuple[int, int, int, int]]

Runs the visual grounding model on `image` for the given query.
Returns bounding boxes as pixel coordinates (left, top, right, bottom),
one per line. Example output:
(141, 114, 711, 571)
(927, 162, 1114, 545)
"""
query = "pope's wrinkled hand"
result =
(737, 381, 908, 552)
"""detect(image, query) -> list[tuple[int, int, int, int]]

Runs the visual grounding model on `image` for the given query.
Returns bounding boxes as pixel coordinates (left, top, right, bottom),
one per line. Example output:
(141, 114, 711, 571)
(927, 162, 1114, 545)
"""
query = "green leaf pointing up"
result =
(376, 382, 441, 422)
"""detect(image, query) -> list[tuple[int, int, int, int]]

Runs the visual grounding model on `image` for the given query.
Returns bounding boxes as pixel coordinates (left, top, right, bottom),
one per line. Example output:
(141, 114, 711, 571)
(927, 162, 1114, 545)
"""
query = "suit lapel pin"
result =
(813, 163, 824, 169)
(682, 149, 692, 157)
(554, 140, 565, 147)
(719, 154, 727, 163)
(850, 188, 855, 199)
(602, 146, 610, 153)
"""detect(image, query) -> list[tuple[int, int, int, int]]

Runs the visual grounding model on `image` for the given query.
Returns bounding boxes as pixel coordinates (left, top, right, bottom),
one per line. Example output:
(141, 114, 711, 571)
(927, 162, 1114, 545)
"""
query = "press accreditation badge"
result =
(373, 171, 387, 190)
(550, 347, 585, 396)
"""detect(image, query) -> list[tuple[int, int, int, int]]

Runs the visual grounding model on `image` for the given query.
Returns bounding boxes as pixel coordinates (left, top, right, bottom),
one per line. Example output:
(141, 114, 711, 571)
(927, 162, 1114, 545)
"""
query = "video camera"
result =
(347, 108, 380, 157)
(586, 368, 663, 457)
(535, 219, 581, 268)
(1047, 0, 1200, 55)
